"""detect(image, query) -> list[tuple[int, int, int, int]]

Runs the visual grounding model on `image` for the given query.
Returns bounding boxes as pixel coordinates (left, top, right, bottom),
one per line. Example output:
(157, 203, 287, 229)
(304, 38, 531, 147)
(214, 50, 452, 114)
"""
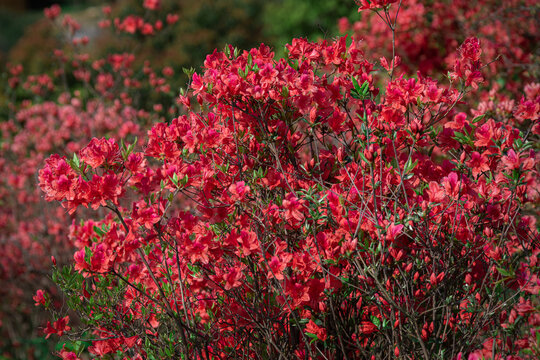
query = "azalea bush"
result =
(1, 0, 276, 356)
(0, 0, 538, 359)
(34, 1, 540, 359)
(342, 0, 538, 87)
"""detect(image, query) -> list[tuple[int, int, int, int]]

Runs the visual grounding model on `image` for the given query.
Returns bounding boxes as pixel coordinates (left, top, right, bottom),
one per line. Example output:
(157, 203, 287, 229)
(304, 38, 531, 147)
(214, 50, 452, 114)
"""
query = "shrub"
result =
(1, 0, 276, 356)
(342, 0, 538, 88)
(37, 1, 539, 359)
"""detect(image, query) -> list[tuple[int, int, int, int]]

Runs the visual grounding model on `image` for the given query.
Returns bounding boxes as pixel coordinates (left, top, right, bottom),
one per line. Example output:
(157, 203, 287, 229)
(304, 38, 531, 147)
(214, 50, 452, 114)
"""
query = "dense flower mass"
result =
(1, 0, 539, 359)
(36, 1, 540, 357)
(342, 0, 538, 92)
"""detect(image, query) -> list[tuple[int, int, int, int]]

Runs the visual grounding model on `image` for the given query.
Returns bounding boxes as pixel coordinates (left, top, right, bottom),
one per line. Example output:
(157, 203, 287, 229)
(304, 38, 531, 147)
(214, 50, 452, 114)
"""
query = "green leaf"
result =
(93, 225, 105, 237)
(238, 67, 245, 79)
(496, 267, 513, 277)
(281, 86, 289, 98)
(358, 151, 370, 165)
(404, 158, 418, 174)
(472, 114, 485, 123)
(180, 175, 189, 186)
(68, 153, 81, 172)
(170, 173, 179, 187)
(351, 77, 371, 100)
(371, 316, 381, 329)
(182, 67, 195, 78)
(352, 76, 361, 93)
(73, 153, 80, 168)
(360, 80, 370, 95)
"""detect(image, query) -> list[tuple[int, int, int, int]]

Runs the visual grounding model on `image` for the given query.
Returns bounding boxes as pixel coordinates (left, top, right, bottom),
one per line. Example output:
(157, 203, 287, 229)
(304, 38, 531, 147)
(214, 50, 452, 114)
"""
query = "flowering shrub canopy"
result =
(2, 0, 540, 359)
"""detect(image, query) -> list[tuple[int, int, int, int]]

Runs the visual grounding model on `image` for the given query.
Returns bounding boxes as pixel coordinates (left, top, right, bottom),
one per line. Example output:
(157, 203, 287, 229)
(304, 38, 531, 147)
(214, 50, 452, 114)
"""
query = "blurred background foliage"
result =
(262, 0, 357, 56)
(1, 0, 357, 75)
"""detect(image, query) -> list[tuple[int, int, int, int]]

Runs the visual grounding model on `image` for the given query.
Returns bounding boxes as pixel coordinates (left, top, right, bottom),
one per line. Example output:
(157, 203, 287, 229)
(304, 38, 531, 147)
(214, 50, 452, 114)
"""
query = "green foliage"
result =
(262, 0, 357, 55)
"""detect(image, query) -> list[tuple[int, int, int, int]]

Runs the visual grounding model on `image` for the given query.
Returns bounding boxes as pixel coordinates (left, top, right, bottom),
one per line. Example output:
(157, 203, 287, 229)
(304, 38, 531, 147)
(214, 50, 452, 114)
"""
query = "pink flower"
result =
(305, 320, 327, 341)
(386, 223, 404, 242)
(79, 137, 120, 169)
(229, 181, 251, 202)
(33, 289, 47, 306)
(359, 321, 378, 335)
(282, 193, 305, 224)
(143, 0, 160, 10)
(44, 316, 71, 338)
(44, 4, 61, 20)
(356, 0, 398, 11)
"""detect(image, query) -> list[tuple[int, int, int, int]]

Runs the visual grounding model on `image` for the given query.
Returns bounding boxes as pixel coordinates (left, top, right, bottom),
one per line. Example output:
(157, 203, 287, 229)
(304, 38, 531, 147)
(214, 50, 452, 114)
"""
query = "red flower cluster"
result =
(356, 0, 398, 11)
(38, 21, 539, 358)
(344, 0, 537, 92)
(44, 316, 70, 339)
